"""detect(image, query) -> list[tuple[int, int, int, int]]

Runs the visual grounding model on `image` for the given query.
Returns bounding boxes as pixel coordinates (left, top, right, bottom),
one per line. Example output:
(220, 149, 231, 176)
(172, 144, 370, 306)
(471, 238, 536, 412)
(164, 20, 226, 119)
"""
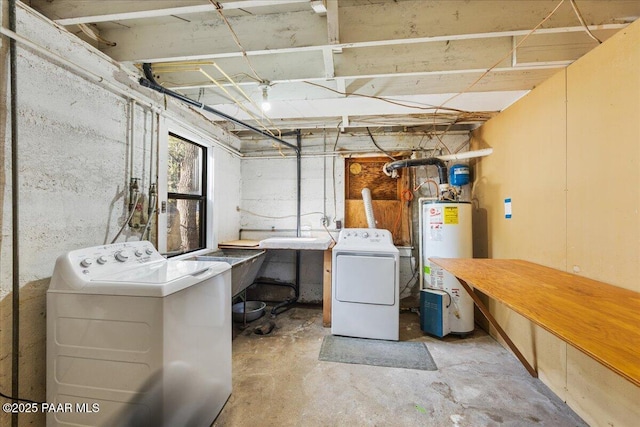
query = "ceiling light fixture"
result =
(310, 0, 327, 15)
(260, 83, 271, 112)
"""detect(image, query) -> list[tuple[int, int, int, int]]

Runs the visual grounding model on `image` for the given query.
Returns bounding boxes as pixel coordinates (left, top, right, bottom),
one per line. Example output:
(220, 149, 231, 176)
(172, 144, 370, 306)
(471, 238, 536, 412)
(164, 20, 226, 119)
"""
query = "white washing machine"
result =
(47, 241, 232, 426)
(331, 228, 399, 341)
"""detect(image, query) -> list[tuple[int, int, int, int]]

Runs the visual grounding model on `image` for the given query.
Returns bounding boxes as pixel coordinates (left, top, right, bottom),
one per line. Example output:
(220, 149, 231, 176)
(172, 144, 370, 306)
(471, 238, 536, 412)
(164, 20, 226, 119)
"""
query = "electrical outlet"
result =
(336, 220, 342, 229)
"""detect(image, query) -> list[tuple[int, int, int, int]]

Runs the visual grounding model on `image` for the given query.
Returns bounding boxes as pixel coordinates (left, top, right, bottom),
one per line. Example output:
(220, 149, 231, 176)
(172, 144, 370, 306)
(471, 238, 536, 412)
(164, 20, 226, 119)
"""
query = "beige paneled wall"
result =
(470, 19, 640, 427)
(563, 22, 640, 427)
(470, 70, 569, 401)
(565, 25, 640, 290)
(471, 70, 567, 268)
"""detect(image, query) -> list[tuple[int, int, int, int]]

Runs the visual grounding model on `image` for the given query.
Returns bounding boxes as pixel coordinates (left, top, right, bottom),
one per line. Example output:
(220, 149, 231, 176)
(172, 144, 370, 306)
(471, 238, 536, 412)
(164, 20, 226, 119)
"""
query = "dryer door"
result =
(335, 254, 396, 305)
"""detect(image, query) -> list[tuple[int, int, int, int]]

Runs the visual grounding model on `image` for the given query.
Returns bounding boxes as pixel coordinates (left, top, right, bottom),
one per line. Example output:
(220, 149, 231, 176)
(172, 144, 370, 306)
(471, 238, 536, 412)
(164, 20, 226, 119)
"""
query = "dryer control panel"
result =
(338, 228, 393, 245)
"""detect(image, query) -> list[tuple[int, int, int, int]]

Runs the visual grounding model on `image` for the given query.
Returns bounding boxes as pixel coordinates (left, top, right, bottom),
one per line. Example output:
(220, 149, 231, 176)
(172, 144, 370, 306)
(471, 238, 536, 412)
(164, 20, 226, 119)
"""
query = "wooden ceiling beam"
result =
(104, 20, 627, 64)
(50, 0, 311, 25)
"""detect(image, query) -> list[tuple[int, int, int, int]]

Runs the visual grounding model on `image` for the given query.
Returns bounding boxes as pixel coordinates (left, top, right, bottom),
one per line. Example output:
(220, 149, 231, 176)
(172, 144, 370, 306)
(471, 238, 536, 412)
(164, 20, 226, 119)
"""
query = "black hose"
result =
(253, 278, 298, 316)
(366, 127, 396, 161)
(139, 63, 299, 154)
(385, 157, 448, 184)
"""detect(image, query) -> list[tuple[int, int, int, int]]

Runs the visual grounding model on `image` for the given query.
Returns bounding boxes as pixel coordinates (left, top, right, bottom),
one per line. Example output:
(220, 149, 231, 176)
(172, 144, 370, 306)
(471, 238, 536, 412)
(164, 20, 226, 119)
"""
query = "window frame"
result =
(165, 132, 208, 256)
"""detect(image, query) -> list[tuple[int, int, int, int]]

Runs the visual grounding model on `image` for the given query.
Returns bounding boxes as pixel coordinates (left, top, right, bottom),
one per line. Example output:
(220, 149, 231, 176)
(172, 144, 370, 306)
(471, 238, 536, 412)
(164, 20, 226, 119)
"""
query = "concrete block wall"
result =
(0, 5, 241, 426)
(238, 132, 470, 306)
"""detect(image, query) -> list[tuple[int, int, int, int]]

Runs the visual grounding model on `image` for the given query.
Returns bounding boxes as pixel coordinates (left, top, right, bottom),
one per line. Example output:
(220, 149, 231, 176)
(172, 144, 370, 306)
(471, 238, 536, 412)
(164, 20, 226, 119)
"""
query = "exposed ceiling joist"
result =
(27, 0, 640, 136)
(326, 0, 340, 45)
(102, 21, 628, 64)
(54, 0, 311, 26)
(162, 64, 570, 92)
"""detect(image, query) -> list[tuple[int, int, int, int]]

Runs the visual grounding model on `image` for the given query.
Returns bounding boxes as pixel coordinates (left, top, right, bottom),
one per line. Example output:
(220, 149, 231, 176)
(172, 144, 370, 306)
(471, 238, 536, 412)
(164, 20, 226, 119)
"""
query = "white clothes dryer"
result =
(47, 241, 232, 426)
(331, 228, 399, 341)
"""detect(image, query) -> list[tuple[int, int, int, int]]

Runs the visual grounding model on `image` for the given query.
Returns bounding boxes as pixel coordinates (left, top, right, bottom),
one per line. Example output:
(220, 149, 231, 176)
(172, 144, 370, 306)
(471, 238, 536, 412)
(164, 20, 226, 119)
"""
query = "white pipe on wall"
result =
(437, 148, 493, 161)
(0, 26, 242, 158)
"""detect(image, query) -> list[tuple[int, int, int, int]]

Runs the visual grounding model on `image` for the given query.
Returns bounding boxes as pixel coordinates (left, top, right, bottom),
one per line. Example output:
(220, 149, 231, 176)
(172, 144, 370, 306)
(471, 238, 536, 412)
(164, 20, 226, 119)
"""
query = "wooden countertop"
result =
(218, 240, 261, 249)
(429, 258, 640, 387)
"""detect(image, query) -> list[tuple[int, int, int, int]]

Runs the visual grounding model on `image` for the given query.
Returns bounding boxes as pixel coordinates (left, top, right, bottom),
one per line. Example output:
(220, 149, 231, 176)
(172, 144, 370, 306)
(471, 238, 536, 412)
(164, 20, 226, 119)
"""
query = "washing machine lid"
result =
(56, 260, 230, 297)
(93, 259, 217, 282)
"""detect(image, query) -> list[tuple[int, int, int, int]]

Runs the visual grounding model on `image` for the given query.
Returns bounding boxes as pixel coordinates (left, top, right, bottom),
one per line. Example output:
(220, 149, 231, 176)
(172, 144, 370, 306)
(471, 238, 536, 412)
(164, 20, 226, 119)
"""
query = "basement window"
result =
(166, 133, 207, 256)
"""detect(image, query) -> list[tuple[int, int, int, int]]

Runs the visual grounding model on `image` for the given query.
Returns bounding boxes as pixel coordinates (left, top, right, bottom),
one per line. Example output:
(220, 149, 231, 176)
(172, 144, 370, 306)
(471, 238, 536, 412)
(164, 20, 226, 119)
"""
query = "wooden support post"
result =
(458, 278, 538, 378)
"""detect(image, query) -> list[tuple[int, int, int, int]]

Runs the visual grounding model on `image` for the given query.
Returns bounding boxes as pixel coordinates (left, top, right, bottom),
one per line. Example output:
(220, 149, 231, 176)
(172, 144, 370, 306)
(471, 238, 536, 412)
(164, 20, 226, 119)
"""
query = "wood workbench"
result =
(429, 258, 640, 387)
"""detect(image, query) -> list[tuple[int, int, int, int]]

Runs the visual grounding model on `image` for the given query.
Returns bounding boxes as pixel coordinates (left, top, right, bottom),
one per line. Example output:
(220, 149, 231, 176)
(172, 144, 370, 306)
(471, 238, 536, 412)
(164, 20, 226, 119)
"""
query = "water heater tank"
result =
(420, 200, 474, 335)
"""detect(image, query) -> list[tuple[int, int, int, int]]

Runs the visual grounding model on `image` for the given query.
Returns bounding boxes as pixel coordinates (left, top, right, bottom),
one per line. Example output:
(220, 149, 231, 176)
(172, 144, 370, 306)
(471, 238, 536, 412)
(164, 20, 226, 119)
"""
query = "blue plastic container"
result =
(449, 164, 470, 186)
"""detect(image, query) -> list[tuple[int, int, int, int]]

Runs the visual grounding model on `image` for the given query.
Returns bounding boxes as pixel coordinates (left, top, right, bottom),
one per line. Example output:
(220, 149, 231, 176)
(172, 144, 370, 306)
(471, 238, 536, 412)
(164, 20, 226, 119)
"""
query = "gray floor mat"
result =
(319, 335, 437, 371)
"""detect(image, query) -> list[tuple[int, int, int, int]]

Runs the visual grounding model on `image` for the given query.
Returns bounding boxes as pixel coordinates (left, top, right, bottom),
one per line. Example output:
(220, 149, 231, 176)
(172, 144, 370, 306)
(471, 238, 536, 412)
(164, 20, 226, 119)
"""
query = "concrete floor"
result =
(213, 305, 586, 427)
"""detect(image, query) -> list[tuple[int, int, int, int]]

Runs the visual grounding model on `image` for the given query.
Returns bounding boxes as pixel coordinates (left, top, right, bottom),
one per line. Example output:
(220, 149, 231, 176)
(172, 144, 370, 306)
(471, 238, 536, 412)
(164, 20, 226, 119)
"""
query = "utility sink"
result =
(258, 236, 333, 250)
(195, 249, 266, 297)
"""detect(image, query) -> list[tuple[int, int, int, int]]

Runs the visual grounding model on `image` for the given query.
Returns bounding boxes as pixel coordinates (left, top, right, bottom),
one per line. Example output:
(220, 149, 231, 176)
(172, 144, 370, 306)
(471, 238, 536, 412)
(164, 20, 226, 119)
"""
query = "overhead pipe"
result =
(0, 23, 241, 158)
(240, 146, 462, 160)
(384, 157, 449, 184)
(139, 63, 299, 155)
(437, 148, 493, 161)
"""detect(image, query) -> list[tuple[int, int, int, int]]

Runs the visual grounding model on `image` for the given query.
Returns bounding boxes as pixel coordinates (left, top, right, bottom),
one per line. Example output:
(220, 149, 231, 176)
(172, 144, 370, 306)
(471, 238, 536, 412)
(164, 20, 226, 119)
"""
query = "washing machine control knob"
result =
(115, 251, 130, 262)
(145, 248, 154, 255)
(80, 258, 94, 268)
(134, 250, 143, 257)
(362, 232, 369, 238)
(96, 256, 108, 265)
